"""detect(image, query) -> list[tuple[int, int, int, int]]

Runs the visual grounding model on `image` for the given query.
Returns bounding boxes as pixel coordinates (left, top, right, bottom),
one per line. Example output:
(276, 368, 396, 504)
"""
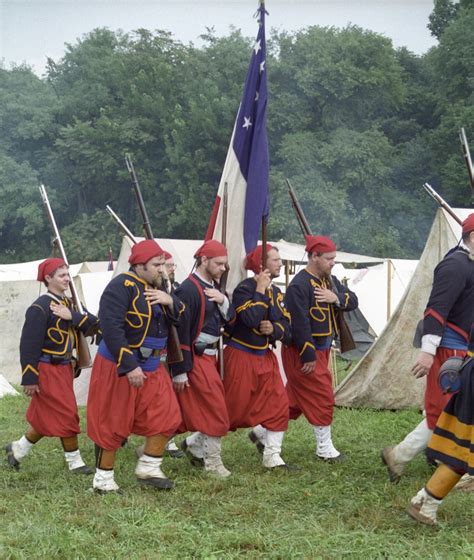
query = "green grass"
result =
(0, 393, 472, 559)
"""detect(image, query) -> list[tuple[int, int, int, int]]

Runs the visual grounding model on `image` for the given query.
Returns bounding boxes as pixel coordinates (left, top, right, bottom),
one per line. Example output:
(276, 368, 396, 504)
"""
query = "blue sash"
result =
(98, 336, 166, 372)
(227, 339, 267, 356)
(440, 326, 468, 351)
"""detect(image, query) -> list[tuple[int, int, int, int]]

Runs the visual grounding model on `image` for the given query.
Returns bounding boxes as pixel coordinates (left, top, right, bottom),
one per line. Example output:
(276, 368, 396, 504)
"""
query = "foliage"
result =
(0, 2, 473, 263)
(0, 396, 473, 559)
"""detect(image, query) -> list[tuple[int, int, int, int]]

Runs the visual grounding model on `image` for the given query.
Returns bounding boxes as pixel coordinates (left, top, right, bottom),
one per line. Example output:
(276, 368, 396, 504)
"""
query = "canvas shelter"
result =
(335, 207, 472, 410)
(0, 261, 113, 403)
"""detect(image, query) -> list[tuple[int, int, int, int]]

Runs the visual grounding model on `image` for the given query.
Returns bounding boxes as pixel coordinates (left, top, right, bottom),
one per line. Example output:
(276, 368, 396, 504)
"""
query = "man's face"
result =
(137, 256, 166, 286)
(165, 258, 176, 282)
(204, 256, 228, 281)
(46, 266, 70, 294)
(313, 251, 336, 277)
(266, 248, 282, 279)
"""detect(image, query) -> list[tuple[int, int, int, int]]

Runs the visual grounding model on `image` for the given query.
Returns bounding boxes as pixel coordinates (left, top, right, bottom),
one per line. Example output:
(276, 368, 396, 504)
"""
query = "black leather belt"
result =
(136, 348, 162, 360)
(193, 341, 219, 356)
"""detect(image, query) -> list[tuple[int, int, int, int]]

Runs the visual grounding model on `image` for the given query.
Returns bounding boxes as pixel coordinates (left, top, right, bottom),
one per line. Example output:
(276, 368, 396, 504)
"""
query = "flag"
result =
(107, 247, 114, 271)
(205, 2, 269, 292)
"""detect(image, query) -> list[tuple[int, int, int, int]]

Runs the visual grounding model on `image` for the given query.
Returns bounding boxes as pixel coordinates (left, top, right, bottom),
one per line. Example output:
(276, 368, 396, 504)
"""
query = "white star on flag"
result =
(255, 91, 259, 101)
(242, 116, 252, 129)
(254, 39, 261, 54)
(259, 60, 265, 74)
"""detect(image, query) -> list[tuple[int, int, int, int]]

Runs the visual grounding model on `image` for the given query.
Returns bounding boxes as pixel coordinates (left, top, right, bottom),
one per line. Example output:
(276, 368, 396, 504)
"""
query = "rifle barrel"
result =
(106, 205, 137, 243)
(459, 128, 474, 190)
(423, 183, 463, 226)
(286, 178, 313, 237)
(125, 154, 154, 239)
(39, 184, 84, 314)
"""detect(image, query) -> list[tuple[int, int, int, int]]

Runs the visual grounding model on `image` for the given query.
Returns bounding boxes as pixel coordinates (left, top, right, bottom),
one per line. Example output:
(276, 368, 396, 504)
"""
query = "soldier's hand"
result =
(411, 352, 434, 379)
(204, 287, 225, 304)
(50, 302, 72, 320)
(23, 384, 40, 397)
(145, 288, 173, 307)
(127, 367, 146, 388)
(314, 288, 338, 304)
(258, 320, 274, 335)
(255, 269, 272, 293)
(173, 376, 190, 393)
(301, 361, 316, 375)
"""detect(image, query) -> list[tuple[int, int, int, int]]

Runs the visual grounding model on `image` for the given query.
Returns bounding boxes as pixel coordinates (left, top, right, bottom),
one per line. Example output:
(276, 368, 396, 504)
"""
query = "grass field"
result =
(0, 392, 472, 559)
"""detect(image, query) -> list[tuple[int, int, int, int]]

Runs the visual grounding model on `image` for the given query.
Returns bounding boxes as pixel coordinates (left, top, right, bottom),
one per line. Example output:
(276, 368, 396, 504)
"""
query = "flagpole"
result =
(261, 216, 267, 272)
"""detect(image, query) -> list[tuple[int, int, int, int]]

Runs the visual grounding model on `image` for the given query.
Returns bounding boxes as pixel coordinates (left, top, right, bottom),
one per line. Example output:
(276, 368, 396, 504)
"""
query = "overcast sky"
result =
(1, 1, 438, 76)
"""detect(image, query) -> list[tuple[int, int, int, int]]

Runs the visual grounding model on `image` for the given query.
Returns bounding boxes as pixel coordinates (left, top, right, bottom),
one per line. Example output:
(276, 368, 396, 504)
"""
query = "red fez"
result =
(245, 243, 274, 275)
(163, 250, 173, 260)
(305, 235, 337, 254)
(462, 213, 474, 234)
(128, 240, 164, 265)
(37, 258, 67, 281)
(194, 240, 228, 258)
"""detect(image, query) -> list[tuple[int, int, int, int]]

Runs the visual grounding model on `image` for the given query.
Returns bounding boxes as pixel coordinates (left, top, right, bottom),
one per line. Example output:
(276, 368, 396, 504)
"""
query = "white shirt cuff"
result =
(218, 296, 230, 319)
(421, 334, 442, 356)
(173, 373, 189, 383)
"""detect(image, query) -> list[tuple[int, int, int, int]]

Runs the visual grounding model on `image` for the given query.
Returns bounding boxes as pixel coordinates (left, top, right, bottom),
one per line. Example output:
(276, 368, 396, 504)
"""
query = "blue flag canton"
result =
(233, 5, 270, 252)
(233, 6, 268, 180)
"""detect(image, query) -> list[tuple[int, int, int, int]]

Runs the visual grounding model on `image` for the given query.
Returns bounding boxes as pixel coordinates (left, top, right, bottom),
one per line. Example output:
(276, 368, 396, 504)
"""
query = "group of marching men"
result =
(5, 214, 474, 526)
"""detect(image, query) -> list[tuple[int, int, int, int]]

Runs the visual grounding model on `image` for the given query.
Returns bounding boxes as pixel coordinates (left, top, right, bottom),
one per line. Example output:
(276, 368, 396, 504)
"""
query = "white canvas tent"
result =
(0, 261, 113, 403)
(335, 207, 472, 410)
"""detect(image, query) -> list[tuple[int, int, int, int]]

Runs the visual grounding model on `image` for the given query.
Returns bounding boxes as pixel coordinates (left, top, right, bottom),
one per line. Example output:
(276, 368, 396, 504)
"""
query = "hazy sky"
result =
(1, 1, 437, 76)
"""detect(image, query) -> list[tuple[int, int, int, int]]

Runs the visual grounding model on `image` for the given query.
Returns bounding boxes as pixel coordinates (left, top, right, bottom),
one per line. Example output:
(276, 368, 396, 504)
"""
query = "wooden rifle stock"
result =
(422, 183, 463, 226)
(39, 184, 92, 370)
(123, 155, 183, 364)
(285, 178, 355, 354)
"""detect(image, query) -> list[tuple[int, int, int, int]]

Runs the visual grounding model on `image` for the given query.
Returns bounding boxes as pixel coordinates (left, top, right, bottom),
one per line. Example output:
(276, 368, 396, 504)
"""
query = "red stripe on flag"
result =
(205, 196, 221, 241)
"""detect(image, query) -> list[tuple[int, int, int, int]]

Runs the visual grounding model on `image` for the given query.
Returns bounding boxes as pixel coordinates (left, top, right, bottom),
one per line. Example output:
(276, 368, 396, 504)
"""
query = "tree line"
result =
(0, 0, 472, 263)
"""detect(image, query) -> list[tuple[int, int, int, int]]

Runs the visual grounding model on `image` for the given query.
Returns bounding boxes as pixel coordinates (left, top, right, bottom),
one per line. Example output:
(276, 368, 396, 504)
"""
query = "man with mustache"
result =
(224, 244, 292, 469)
(87, 239, 184, 493)
(170, 240, 235, 478)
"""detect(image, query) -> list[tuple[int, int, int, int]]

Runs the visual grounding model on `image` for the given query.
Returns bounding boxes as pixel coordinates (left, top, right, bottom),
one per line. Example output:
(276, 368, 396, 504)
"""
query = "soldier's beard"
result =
(153, 275, 163, 289)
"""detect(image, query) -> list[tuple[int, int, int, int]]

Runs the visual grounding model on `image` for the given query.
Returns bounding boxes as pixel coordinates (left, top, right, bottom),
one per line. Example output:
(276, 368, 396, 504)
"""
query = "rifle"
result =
(459, 128, 474, 193)
(423, 183, 463, 226)
(286, 178, 312, 237)
(217, 182, 229, 379)
(285, 178, 356, 354)
(106, 205, 136, 244)
(124, 154, 183, 364)
(39, 184, 92, 370)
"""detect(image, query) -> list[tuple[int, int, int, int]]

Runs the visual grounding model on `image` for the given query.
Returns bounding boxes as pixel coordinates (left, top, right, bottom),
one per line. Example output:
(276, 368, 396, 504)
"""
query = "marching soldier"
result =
(282, 235, 358, 461)
(224, 244, 292, 468)
(164, 250, 180, 293)
(382, 213, 474, 483)
(170, 240, 235, 478)
(407, 323, 474, 526)
(134, 250, 184, 459)
(5, 258, 98, 474)
(87, 240, 183, 493)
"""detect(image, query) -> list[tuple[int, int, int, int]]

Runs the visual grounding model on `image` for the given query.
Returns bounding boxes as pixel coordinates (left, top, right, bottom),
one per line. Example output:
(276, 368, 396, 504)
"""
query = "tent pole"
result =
(386, 259, 392, 321)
